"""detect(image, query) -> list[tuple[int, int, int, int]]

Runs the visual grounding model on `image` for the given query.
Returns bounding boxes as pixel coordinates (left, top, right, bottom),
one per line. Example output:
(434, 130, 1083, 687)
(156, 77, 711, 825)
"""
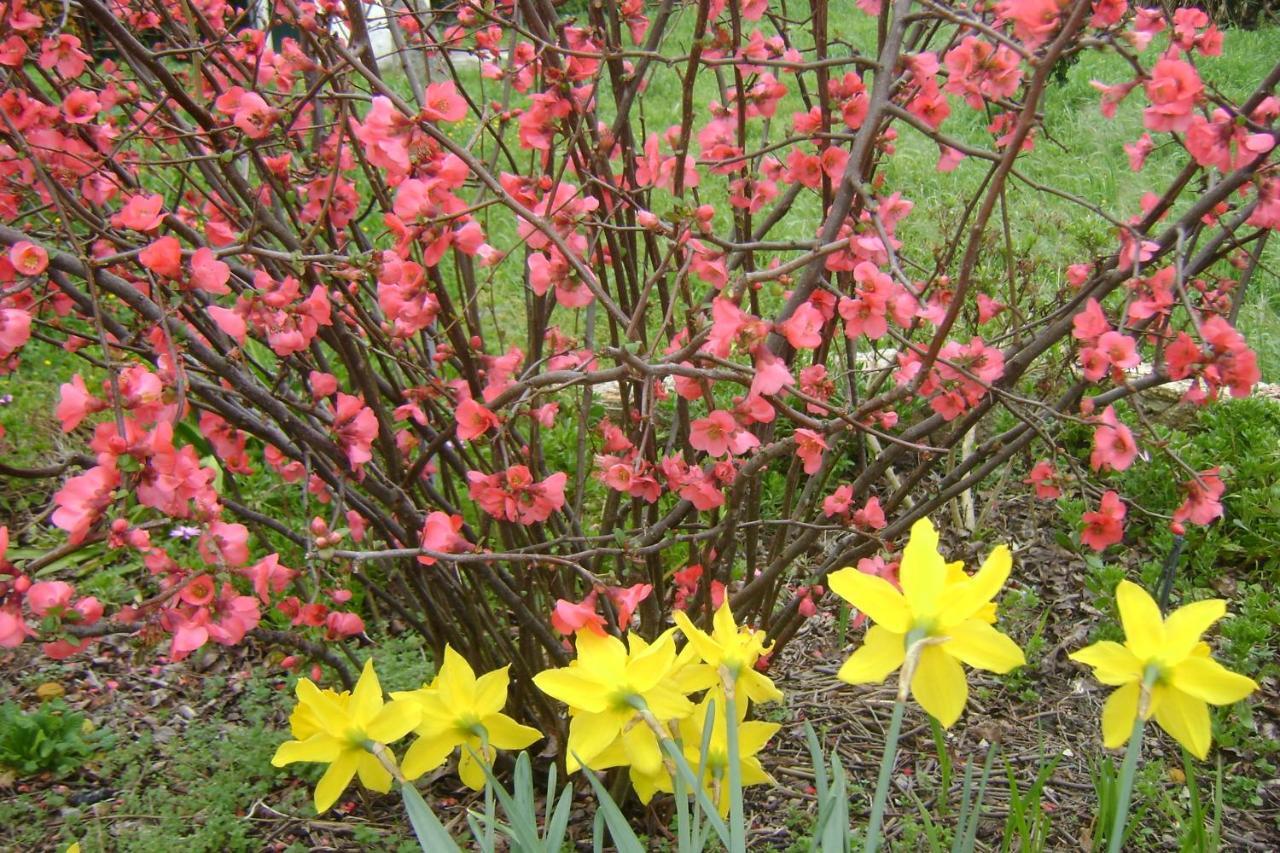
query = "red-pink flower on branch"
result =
(551, 593, 607, 636)
(1090, 405, 1138, 472)
(189, 247, 231, 294)
(467, 466, 567, 525)
(1081, 490, 1126, 550)
(0, 607, 29, 648)
(1143, 57, 1203, 133)
(8, 241, 48, 276)
(853, 496, 887, 530)
(823, 484, 854, 519)
(1174, 468, 1225, 527)
(242, 553, 297, 603)
(690, 409, 759, 457)
(27, 580, 74, 617)
(110, 194, 166, 232)
(38, 34, 90, 78)
(51, 463, 120, 544)
(417, 511, 469, 565)
(331, 393, 378, 470)
(794, 428, 827, 474)
(607, 582, 653, 628)
(943, 37, 1023, 109)
(422, 81, 468, 122)
(56, 374, 106, 432)
(1024, 459, 1062, 500)
(325, 611, 365, 640)
(997, 0, 1060, 49)
(0, 308, 31, 360)
(456, 397, 500, 441)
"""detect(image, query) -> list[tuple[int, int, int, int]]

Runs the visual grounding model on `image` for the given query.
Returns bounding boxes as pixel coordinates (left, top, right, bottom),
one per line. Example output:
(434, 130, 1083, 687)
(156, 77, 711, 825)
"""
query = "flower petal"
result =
(1170, 656, 1258, 706)
(1101, 682, 1140, 749)
(622, 721, 663, 777)
(1162, 598, 1226, 661)
(438, 645, 478, 701)
(349, 658, 384, 727)
(313, 749, 359, 813)
(1069, 641, 1143, 686)
(1116, 581, 1164, 661)
(942, 619, 1025, 674)
(473, 667, 511, 718)
(673, 608, 724, 666)
(356, 749, 393, 793)
(272, 733, 342, 767)
(911, 644, 968, 728)
(400, 731, 458, 781)
(836, 625, 906, 685)
(828, 568, 911, 634)
(296, 678, 349, 735)
(567, 709, 627, 772)
(899, 518, 949, 621)
(482, 713, 542, 750)
(939, 544, 1011, 627)
(627, 631, 678, 694)
(457, 741, 492, 790)
(1154, 686, 1212, 760)
(534, 668, 609, 713)
(741, 669, 784, 704)
(366, 698, 421, 744)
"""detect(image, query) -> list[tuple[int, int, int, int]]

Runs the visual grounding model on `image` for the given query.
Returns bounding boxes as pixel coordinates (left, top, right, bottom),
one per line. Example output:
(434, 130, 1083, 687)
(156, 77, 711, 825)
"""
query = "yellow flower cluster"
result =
(270, 516, 1259, 817)
(534, 600, 782, 814)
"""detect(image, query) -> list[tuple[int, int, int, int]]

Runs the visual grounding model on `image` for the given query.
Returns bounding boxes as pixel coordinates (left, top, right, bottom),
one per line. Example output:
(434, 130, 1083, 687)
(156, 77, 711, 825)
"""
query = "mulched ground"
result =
(2, 494, 1277, 850)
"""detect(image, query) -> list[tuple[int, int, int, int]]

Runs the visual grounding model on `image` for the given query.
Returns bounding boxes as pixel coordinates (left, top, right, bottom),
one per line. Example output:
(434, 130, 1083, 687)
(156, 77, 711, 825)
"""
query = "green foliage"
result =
(0, 699, 112, 778)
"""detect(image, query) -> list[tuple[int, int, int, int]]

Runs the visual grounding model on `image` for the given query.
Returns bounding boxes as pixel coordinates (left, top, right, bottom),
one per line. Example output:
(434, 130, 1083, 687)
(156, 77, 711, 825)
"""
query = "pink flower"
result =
(332, 393, 378, 470)
(324, 611, 365, 640)
(690, 410, 759, 457)
(139, 236, 183, 278)
(1090, 405, 1138, 472)
(418, 511, 469, 565)
(1173, 469, 1224, 527)
(422, 81, 468, 122)
(52, 463, 120, 544)
(0, 308, 32, 359)
(823, 484, 854, 518)
(1024, 459, 1061, 499)
(56, 374, 106, 431)
(456, 397, 500, 441)
(998, 0, 1060, 49)
(242, 554, 297, 603)
(794, 428, 827, 475)
(8, 241, 48, 276)
(111, 194, 167, 232)
(551, 593, 607, 636)
(943, 37, 1023, 109)
(189, 247, 231, 294)
(606, 583, 652, 629)
(853, 496, 886, 530)
(27, 581, 75, 617)
(780, 302, 825, 349)
(1081, 490, 1125, 550)
(1143, 58, 1202, 133)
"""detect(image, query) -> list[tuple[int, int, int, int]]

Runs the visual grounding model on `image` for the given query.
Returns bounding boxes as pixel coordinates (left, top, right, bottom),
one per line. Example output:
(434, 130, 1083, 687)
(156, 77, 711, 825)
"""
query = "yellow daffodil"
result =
(391, 645, 542, 789)
(1069, 580, 1258, 759)
(272, 659, 421, 812)
(678, 697, 779, 816)
(829, 517, 1025, 727)
(533, 628, 694, 772)
(672, 600, 784, 709)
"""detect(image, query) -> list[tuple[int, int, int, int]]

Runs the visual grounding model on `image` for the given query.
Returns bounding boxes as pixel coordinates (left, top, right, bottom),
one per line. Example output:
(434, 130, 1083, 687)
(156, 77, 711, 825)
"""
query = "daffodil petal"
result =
(457, 742, 491, 790)
(473, 667, 510, 718)
(738, 720, 781, 756)
(627, 633, 678, 694)
(575, 629, 628, 677)
(1101, 682, 1140, 749)
(741, 669, 784, 704)
(313, 749, 359, 813)
(837, 625, 906, 685)
(643, 683, 695, 720)
(828, 568, 911, 634)
(296, 678, 350, 734)
(1116, 581, 1165, 661)
(1162, 599, 1226, 661)
(400, 731, 457, 781)
(1153, 687, 1212, 760)
(366, 699, 421, 744)
(1170, 656, 1258, 706)
(482, 713, 542, 750)
(911, 644, 968, 728)
(356, 749, 393, 793)
(939, 545, 1012, 627)
(349, 659, 384, 727)
(900, 518, 949, 620)
(622, 721, 663, 777)
(272, 733, 343, 767)
(533, 668, 610, 713)
(567, 710, 626, 771)
(1069, 641, 1143, 686)
(673, 609, 724, 667)
(942, 619, 1025, 674)
(438, 645, 478, 699)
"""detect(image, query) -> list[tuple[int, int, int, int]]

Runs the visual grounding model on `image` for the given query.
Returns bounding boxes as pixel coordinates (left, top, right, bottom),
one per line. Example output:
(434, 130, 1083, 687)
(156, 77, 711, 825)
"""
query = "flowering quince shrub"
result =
(0, 0, 1274, 769)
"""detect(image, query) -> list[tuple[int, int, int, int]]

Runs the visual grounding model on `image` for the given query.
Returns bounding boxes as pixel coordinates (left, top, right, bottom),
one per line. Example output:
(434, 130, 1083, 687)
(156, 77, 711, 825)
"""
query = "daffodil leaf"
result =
(401, 781, 462, 853)
(575, 755, 646, 853)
